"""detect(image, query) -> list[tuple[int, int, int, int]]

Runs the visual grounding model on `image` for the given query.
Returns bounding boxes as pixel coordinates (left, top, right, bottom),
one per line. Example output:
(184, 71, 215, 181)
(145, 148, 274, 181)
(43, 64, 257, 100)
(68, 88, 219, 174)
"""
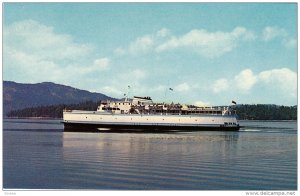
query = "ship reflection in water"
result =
(62, 130, 241, 189)
(3, 119, 297, 190)
(61, 126, 296, 190)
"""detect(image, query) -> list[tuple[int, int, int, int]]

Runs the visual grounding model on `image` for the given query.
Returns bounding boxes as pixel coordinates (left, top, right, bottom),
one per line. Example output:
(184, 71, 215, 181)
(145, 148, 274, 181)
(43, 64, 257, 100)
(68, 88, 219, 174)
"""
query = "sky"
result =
(3, 3, 297, 106)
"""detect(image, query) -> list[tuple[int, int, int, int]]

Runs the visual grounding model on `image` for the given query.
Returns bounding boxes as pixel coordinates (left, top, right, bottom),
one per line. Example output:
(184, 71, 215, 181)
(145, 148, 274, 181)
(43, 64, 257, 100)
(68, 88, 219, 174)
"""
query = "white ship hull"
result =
(63, 110, 240, 132)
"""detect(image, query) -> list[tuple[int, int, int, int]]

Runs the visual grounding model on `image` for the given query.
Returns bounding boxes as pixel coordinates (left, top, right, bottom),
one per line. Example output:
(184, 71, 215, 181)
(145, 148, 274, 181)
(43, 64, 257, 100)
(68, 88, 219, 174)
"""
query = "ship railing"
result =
(134, 111, 225, 116)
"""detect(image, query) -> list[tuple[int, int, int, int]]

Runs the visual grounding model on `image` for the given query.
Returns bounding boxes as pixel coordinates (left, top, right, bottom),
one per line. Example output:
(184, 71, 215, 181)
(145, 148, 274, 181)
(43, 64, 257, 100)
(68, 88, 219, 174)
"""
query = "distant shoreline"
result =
(4, 117, 63, 120)
(238, 119, 297, 122)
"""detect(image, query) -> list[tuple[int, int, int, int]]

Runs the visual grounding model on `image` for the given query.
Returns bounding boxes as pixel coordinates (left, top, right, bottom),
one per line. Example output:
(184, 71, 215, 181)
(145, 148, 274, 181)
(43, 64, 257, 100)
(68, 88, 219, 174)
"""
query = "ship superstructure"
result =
(63, 96, 240, 131)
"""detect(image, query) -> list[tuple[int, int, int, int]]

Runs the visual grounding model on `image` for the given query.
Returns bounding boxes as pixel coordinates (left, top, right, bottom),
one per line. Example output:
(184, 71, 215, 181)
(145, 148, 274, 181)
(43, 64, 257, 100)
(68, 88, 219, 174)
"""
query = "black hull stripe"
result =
(63, 122, 240, 132)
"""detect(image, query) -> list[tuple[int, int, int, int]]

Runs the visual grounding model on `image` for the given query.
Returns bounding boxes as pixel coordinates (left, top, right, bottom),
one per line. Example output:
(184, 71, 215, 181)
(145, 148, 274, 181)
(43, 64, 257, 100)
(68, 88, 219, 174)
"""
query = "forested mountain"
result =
(3, 81, 117, 115)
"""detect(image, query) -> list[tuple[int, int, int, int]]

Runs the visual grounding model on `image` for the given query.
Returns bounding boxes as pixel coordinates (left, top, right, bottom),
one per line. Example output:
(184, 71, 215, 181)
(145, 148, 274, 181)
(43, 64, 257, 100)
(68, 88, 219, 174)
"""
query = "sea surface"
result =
(3, 119, 297, 190)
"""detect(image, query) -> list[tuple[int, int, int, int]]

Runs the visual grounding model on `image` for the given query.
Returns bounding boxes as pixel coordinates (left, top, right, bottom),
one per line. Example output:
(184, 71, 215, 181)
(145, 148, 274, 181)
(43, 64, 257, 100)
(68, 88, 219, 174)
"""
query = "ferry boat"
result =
(63, 96, 240, 131)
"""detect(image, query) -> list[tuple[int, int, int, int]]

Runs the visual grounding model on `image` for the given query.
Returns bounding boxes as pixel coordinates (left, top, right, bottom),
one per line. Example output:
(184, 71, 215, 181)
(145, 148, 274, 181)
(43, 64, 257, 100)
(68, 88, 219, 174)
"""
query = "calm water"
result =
(3, 119, 297, 190)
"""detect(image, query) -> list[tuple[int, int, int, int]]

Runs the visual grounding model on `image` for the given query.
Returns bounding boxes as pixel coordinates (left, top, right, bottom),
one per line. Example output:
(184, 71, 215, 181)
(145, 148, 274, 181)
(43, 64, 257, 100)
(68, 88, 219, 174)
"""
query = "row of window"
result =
(102, 107, 121, 111)
(110, 102, 131, 105)
(224, 122, 237, 125)
(85, 116, 217, 123)
(100, 107, 223, 115)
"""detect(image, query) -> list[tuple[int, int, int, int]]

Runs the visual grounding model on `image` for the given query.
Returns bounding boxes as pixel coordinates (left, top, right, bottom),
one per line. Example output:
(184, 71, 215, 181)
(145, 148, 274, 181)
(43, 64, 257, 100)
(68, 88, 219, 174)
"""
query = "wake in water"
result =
(239, 120, 297, 133)
(239, 127, 297, 133)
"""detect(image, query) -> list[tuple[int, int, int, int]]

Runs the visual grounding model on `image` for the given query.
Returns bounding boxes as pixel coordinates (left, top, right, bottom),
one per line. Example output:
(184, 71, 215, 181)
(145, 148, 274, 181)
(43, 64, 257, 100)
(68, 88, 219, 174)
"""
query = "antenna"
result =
(164, 80, 173, 103)
(125, 85, 131, 102)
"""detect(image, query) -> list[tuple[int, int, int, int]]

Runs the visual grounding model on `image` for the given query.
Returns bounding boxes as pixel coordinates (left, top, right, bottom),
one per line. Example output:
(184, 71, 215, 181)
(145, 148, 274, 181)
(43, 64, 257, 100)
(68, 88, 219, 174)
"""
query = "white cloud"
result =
(4, 19, 92, 61)
(100, 86, 124, 97)
(262, 26, 287, 41)
(4, 46, 64, 82)
(175, 82, 190, 92)
(262, 26, 296, 49)
(115, 25, 296, 59)
(131, 69, 146, 80)
(116, 28, 171, 56)
(93, 68, 147, 98)
(283, 37, 297, 49)
(114, 47, 126, 56)
(156, 27, 255, 58)
(258, 68, 297, 97)
(234, 69, 257, 92)
(72, 58, 111, 74)
(129, 35, 154, 54)
(212, 68, 297, 98)
(194, 101, 211, 107)
(156, 28, 171, 37)
(212, 78, 229, 93)
(4, 19, 110, 85)
(152, 85, 167, 92)
(93, 58, 110, 70)
(114, 69, 147, 90)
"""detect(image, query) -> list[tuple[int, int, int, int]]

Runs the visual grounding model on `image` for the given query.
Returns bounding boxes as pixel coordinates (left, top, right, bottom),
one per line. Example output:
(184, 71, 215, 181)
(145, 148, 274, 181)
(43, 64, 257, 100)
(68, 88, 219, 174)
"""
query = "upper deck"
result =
(97, 96, 236, 116)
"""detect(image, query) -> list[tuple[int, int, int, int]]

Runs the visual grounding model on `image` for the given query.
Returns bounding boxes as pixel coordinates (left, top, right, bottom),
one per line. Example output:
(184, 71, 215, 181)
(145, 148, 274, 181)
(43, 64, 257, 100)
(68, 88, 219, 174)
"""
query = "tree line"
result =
(7, 101, 101, 118)
(6, 101, 297, 120)
(233, 104, 297, 120)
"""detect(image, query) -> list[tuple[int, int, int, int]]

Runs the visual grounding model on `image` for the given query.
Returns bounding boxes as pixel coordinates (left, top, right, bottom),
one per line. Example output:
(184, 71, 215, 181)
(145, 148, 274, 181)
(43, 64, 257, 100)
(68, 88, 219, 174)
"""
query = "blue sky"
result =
(3, 3, 297, 105)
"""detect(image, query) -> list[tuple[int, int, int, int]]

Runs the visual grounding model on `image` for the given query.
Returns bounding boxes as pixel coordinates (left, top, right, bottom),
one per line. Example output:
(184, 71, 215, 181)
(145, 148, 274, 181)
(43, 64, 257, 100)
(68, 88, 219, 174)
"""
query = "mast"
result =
(125, 85, 130, 102)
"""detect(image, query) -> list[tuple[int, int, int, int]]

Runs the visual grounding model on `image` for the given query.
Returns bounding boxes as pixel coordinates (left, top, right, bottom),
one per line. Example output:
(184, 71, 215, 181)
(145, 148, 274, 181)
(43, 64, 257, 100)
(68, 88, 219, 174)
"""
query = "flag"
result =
(169, 88, 173, 91)
(232, 100, 237, 105)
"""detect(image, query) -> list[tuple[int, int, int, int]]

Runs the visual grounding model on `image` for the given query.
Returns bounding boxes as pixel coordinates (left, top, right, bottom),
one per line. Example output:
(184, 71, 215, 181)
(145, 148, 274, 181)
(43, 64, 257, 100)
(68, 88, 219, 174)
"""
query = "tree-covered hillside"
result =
(234, 104, 297, 120)
(7, 101, 100, 119)
(3, 81, 116, 115)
